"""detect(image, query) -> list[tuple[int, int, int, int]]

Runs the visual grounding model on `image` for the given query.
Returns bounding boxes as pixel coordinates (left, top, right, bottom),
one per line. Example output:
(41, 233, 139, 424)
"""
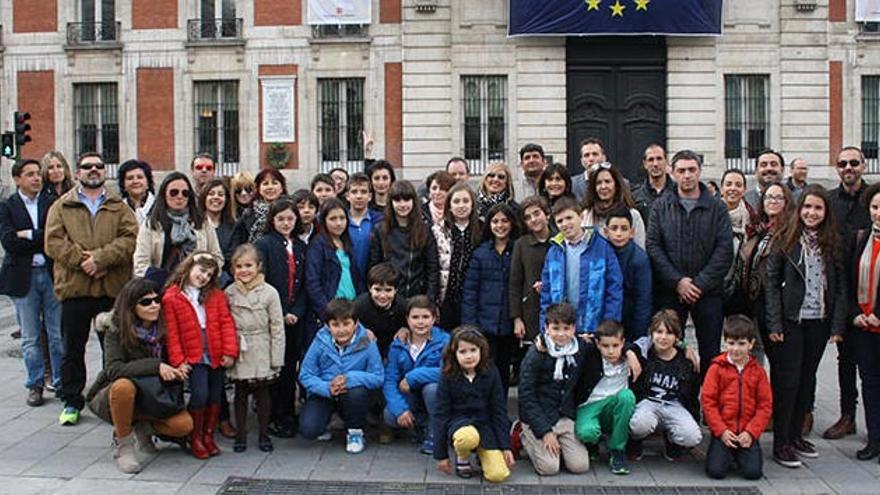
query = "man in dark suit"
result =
(0, 159, 62, 407)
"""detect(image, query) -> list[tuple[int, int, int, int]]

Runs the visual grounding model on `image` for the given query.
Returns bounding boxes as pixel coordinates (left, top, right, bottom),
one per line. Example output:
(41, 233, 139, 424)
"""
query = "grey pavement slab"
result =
(0, 296, 878, 494)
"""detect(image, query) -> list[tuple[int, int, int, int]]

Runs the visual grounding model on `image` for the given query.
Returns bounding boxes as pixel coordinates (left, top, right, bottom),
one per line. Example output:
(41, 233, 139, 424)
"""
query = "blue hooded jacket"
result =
(540, 228, 623, 334)
(383, 326, 449, 419)
(299, 322, 384, 398)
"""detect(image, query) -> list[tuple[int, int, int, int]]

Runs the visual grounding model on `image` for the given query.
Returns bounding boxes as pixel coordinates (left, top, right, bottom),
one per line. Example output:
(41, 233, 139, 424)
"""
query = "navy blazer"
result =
(306, 233, 365, 321)
(255, 231, 308, 319)
(0, 191, 54, 297)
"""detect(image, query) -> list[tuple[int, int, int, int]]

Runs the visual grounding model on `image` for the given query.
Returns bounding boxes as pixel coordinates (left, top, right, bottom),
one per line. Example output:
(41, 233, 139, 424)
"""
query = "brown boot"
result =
(801, 412, 813, 437)
(822, 415, 856, 440)
(219, 419, 237, 439)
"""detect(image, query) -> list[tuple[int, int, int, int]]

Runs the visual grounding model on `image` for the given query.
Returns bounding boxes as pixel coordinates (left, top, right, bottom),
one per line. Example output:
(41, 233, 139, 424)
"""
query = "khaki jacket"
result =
(45, 188, 138, 300)
(224, 281, 285, 381)
(132, 220, 223, 277)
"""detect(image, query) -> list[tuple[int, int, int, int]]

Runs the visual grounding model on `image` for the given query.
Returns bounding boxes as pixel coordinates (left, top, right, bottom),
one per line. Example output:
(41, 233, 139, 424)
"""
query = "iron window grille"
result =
(724, 74, 770, 174)
(318, 78, 365, 173)
(863, 76, 880, 173)
(73, 83, 119, 173)
(461, 75, 507, 175)
(194, 81, 240, 176)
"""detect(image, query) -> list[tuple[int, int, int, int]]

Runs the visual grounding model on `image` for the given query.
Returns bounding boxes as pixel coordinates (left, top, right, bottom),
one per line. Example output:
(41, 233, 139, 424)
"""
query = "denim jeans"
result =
(12, 267, 62, 390)
(383, 382, 439, 438)
(299, 386, 370, 439)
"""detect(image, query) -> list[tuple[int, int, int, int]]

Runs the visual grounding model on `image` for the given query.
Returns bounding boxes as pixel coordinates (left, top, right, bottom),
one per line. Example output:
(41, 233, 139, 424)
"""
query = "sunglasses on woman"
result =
(137, 296, 161, 307)
(168, 189, 191, 198)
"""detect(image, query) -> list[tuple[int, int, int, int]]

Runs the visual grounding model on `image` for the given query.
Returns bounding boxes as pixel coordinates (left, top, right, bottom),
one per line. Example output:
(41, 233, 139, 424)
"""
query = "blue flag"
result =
(509, 0, 723, 37)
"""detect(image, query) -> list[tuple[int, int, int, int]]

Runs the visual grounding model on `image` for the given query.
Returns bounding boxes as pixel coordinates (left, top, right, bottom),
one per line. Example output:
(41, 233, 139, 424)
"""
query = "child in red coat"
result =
(163, 251, 238, 459)
(702, 315, 772, 480)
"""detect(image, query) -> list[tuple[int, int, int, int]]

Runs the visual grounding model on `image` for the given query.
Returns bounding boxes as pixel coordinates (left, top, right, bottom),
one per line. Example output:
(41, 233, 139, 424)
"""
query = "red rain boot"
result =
(204, 403, 221, 456)
(188, 409, 210, 459)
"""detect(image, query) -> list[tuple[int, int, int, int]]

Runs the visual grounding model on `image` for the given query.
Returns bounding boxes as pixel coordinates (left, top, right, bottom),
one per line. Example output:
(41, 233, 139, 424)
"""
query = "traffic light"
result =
(14, 111, 31, 148)
(1, 133, 14, 159)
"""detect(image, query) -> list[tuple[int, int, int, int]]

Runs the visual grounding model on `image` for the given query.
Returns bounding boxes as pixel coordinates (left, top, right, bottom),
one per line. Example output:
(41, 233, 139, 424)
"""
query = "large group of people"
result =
(0, 140, 878, 485)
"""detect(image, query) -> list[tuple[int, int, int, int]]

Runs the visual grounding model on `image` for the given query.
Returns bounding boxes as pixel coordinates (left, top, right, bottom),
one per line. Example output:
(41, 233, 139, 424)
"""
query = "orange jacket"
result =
(701, 352, 772, 441)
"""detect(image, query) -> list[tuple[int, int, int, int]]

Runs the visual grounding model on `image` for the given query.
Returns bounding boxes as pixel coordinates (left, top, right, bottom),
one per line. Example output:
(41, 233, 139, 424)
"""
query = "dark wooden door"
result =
(566, 37, 667, 183)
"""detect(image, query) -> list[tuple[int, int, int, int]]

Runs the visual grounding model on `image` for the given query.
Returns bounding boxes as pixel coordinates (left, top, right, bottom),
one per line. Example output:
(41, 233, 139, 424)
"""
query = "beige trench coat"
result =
(224, 282, 285, 381)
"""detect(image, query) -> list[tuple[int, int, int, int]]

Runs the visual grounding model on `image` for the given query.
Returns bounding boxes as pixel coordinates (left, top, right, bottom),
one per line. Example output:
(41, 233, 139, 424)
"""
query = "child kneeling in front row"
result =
(628, 310, 702, 462)
(298, 298, 384, 454)
(514, 302, 591, 476)
(434, 326, 515, 482)
(702, 315, 772, 480)
(382, 296, 449, 454)
(574, 320, 640, 475)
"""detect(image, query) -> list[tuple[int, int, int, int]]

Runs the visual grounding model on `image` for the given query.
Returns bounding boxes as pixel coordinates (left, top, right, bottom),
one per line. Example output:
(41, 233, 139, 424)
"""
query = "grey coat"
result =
(225, 281, 285, 381)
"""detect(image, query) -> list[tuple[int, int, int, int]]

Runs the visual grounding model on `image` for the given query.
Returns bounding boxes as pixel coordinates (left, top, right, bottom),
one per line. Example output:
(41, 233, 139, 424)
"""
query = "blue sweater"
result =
(383, 326, 449, 419)
(540, 229, 623, 334)
(461, 240, 514, 336)
(299, 323, 383, 398)
(615, 240, 652, 341)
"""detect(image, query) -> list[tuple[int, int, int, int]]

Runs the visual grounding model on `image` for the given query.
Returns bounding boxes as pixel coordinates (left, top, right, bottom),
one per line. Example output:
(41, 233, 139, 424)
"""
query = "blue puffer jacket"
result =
(305, 233, 366, 321)
(299, 323, 383, 398)
(383, 326, 449, 419)
(540, 228, 623, 334)
(615, 240, 652, 341)
(461, 240, 514, 336)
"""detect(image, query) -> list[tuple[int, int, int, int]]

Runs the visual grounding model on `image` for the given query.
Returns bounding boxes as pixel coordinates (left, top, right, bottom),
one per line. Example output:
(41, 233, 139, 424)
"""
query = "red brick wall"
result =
(829, 0, 845, 23)
(380, 0, 402, 23)
(17, 71, 55, 160)
(829, 60, 843, 162)
(13, 0, 57, 33)
(384, 63, 403, 167)
(132, 0, 178, 30)
(258, 65, 299, 169)
(137, 68, 175, 170)
(255, 0, 301, 26)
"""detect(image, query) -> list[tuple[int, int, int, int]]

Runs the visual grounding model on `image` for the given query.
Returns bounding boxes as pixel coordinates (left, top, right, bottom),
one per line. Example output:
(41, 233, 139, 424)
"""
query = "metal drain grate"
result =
(216, 478, 762, 495)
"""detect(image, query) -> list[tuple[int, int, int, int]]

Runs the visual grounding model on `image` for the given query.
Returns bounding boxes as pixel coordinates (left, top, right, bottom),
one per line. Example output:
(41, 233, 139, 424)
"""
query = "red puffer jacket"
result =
(701, 352, 772, 441)
(163, 285, 238, 368)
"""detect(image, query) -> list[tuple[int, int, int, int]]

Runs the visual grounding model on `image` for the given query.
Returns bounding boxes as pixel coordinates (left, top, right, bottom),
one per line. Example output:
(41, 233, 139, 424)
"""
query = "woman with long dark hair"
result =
(233, 168, 288, 245)
(765, 185, 847, 468)
(582, 163, 645, 248)
(369, 180, 440, 301)
(133, 172, 222, 282)
(86, 278, 193, 473)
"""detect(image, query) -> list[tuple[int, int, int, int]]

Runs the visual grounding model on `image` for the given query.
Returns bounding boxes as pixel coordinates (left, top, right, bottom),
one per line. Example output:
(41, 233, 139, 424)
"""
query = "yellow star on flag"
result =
(586, 0, 601, 11)
(635, 0, 650, 11)
(610, 0, 626, 17)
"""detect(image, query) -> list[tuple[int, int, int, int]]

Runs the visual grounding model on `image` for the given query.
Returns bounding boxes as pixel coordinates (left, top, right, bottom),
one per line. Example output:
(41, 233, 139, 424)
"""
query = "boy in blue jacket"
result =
(604, 207, 652, 341)
(299, 298, 384, 454)
(383, 296, 450, 455)
(540, 197, 623, 335)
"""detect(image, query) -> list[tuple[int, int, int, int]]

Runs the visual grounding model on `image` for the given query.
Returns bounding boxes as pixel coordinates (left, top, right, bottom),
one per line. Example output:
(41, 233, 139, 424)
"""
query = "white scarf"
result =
(857, 227, 880, 306)
(544, 334, 579, 381)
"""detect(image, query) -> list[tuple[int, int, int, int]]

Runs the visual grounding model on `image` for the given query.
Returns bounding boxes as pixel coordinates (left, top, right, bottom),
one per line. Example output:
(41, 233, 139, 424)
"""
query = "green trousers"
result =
(574, 388, 635, 452)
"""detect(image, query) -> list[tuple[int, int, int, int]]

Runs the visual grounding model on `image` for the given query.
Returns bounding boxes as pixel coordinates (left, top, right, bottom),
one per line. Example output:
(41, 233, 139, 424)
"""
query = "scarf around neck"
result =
(166, 209, 197, 249)
(477, 189, 509, 219)
(857, 226, 880, 306)
(544, 334, 579, 381)
(446, 223, 474, 303)
(248, 200, 271, 243)
(728, 200, 749, 236)
(136, 323, 163, 359)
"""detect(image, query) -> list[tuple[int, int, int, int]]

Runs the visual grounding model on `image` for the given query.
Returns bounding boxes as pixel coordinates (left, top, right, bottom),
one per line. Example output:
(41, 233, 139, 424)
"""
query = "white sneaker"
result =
(316, 431, 332, 442)
(346, 428, 365, 454)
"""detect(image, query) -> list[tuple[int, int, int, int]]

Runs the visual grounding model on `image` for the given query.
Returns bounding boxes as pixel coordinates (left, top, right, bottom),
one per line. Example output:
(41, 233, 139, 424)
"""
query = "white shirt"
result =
(586, 359, 628, 405)
(17, 190, 46, 266)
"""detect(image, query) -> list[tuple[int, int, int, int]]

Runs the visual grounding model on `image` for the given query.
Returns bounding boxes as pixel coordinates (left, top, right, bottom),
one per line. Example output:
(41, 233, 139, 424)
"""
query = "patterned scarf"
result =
(477, 189, 509, 220)
(544, 334, 579, 381)
(166, 209, 197, 252)
(136, 323, 163, 359)
(248, 200, 271, 243)
(857, 226, 880, 306)
(728, 200, 749, 237)
(445, 223, 474, 303)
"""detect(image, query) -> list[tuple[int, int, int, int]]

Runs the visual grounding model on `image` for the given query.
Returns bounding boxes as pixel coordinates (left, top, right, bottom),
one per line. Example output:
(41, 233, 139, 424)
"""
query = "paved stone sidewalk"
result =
(0, 298, 878, 494)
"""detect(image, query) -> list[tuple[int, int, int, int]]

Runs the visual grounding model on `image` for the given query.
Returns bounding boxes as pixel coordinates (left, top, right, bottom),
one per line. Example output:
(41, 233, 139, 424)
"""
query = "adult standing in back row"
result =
(45, 152, 139, 426)
(646, 150, 733, 376)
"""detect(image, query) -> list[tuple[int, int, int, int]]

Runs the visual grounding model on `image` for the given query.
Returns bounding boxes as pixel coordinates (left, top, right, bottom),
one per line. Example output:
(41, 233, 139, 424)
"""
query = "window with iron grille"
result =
(194, 81, 239, 175)
(461, 75, 507, 175)
(79, 0, 117, 42)
(317, 78, 365, 173)
(724, 74, 769, 174)
(200, 0, 237, 38)
(73, 83, 119, 166)
(863, 76, 880, 174)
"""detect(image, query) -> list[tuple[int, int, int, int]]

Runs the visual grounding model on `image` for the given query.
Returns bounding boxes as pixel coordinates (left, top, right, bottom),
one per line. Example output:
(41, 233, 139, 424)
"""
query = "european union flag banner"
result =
(509, 0, 723, 37)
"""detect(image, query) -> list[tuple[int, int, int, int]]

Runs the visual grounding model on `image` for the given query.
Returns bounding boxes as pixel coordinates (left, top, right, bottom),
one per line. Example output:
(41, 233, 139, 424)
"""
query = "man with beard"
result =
(633, 143, 675, 230)
(822, 146, 871, 440)
(646, 150, 733, 376)
(744, 149, 785, 210)
(518, 143, 547, 201)
(45, 152, 138, 426)
(786, 157, 809, 201)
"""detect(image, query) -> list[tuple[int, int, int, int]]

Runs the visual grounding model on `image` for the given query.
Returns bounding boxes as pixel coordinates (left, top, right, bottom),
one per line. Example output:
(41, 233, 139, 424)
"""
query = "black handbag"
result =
(131, 375, 185, 419)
